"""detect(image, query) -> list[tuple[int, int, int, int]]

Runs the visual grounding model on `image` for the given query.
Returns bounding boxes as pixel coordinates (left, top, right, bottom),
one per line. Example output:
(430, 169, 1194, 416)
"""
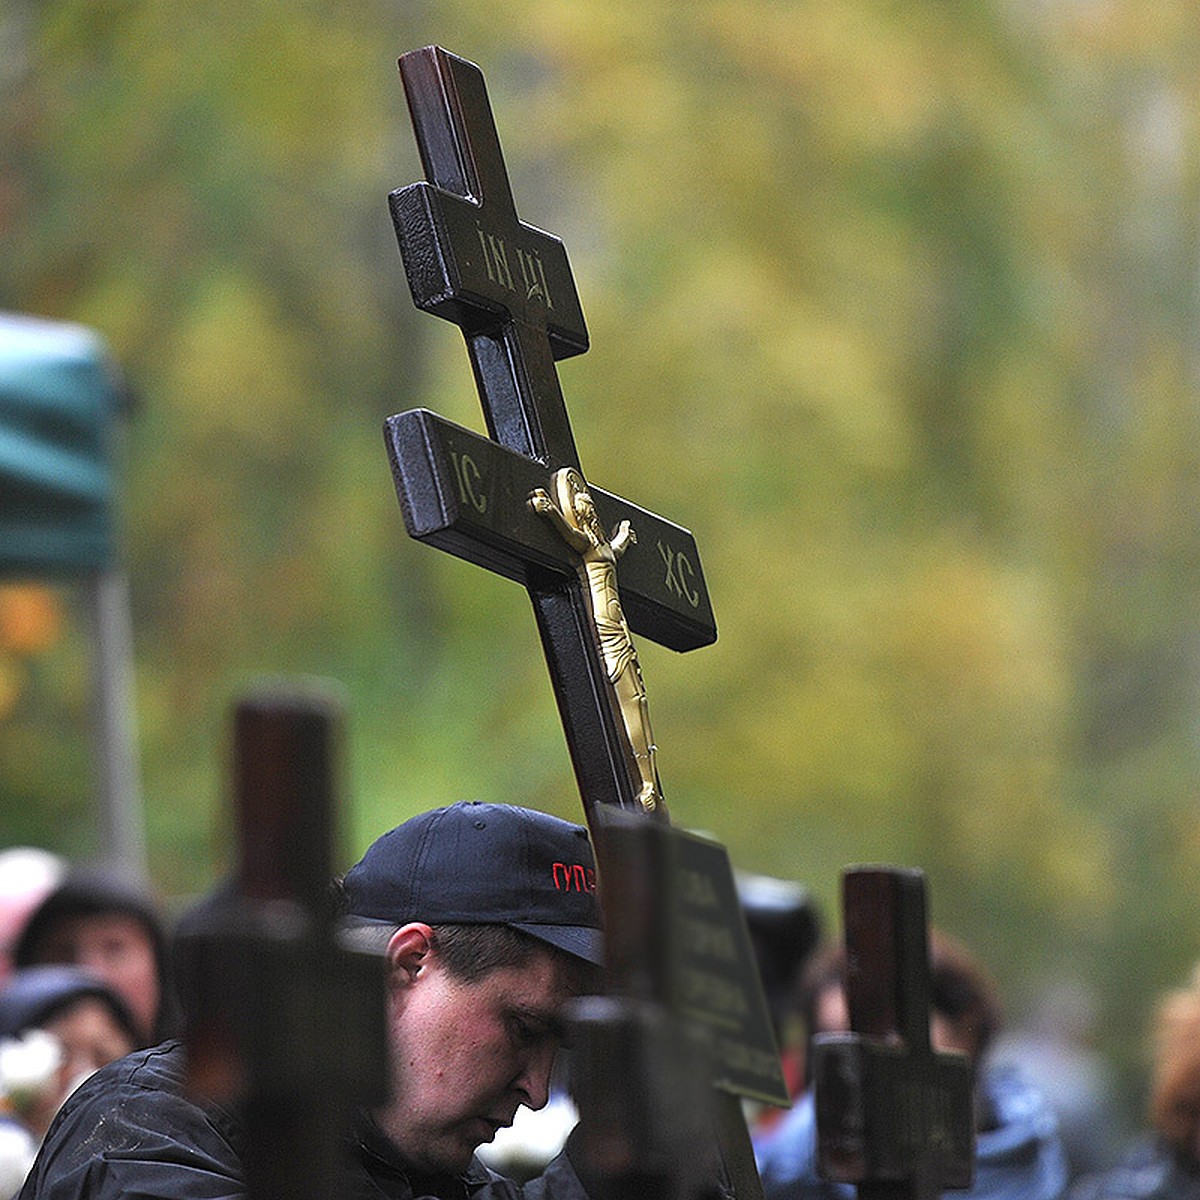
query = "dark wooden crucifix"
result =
(177, 690, 388, 1200)
(811, 868, 975, 1200)
(385, 45, 715, 822)
(383, 45, 782, 1200)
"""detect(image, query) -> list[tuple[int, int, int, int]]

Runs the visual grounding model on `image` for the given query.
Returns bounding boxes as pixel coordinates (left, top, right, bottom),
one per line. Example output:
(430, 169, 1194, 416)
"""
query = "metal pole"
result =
(86, 568, 147, 882)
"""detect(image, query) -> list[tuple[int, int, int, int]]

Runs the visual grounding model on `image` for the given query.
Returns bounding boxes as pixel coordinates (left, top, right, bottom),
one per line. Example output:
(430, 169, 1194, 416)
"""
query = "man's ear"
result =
(385, 923, 435, 991)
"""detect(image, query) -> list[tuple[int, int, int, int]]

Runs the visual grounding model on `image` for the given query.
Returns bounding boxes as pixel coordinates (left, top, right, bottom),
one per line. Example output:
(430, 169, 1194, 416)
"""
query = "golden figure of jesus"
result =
(530, 467, 664, 815)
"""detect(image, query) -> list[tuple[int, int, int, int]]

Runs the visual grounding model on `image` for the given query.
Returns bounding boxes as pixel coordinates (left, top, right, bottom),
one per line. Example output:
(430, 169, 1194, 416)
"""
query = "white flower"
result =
(476, 1093, 579, 1174)
(0, 1030, 62, 1115)
(0, 1119, 37, 1197)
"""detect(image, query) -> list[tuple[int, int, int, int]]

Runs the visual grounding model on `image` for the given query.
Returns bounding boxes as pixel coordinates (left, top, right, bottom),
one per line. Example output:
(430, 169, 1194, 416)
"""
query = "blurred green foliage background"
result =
(3, 0, 1200, 1116)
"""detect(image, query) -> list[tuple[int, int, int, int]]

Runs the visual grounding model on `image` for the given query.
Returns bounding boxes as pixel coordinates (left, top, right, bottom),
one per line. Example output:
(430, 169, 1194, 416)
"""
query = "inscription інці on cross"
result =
(474, 224, 554, 308)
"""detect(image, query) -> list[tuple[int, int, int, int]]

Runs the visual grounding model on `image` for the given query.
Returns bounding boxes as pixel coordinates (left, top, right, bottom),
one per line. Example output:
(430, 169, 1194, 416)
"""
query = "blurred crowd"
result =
(742, 880, 1200, 1200)
(3, 844, 1200, 1200)
(0, 848, 176, 1196)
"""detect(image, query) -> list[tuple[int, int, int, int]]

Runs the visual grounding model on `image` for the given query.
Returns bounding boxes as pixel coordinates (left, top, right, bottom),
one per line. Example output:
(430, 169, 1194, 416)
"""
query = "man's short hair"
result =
(427, 923, 549, 981)
(425, 923, 599, 995)
(331, 892, 599, 995)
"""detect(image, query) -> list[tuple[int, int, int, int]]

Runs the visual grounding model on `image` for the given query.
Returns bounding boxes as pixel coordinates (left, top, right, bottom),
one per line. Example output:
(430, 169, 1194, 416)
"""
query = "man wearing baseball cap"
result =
(19, 803, 605, 1200)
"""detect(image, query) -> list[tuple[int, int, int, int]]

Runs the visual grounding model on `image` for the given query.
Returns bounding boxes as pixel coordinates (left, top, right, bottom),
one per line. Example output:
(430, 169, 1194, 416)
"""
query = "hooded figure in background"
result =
(0, 965, 140, 1196)
(13, 871, 177, 1048)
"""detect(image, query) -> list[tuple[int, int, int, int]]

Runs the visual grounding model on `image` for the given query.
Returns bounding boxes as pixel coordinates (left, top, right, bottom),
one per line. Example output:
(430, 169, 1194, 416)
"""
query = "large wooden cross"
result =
(811, 868, 975, 1200)
(383, 45, 781, 1199)
(385, 45, 714, 822)
(178, 691, 387, 1200)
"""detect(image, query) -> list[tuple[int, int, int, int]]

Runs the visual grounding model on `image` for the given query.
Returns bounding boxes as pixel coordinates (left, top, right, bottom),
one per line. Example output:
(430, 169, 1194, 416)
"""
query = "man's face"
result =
(377, 944, 576, 1176)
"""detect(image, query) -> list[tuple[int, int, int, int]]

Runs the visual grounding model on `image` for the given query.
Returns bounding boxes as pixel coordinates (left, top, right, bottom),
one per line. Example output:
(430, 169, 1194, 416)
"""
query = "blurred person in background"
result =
(0, 965, 139, 1197)
(1069, 963, 1200, 1200)
(992, 978, 1129, 1180)
(14, 870, 177, 1047)
(0, 853, 65, 990)
(738, 871, 823, 1139)
(755, 930, 1069, 1200)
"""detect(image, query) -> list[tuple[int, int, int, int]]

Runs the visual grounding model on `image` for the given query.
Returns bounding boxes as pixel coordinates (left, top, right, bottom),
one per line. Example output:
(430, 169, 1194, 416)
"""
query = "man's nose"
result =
(514, 1045, 556, 1110)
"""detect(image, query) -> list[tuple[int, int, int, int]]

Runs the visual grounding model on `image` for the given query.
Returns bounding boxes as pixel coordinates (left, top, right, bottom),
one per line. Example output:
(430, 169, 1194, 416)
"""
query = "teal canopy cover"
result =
(0, 312, 123, 575)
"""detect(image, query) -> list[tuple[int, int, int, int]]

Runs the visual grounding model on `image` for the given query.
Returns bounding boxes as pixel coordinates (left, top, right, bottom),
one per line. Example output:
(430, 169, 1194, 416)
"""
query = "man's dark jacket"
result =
(18, 1042, 589, 1200)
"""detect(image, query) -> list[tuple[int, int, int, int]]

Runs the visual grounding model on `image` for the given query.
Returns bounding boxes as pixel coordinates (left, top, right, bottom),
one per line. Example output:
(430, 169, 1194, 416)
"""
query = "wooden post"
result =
(812, 868, 975, 1200)
(177, 688, 388, 1200)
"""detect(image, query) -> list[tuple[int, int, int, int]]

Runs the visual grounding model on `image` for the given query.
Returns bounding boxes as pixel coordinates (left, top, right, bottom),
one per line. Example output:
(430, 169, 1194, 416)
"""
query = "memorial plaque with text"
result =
(598, 811, 789, 1107)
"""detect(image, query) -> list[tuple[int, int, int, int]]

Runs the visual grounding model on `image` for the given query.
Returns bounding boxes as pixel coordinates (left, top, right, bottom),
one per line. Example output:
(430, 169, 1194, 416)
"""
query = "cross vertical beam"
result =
(177, 689, 388, 1200)
(393, 45, 586, 463)
(384, 44, 783, 1200)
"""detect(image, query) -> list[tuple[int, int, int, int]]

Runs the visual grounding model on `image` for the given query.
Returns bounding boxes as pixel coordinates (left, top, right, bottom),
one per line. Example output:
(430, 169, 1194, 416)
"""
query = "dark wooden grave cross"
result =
(383, 45, 783, 1199)
(385, 45, 715, 823)
(178, 690, 387, 1200)
(811, 868, 975, 1200)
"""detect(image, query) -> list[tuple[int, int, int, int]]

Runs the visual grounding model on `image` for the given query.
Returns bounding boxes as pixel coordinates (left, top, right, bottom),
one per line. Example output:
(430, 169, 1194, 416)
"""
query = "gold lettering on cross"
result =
(516, 246, 553, 309)
(474, 224, 554, 311)
(657, 540, 701, 609)
(476, 226, 514, 290)
(449, 449, 487, 514)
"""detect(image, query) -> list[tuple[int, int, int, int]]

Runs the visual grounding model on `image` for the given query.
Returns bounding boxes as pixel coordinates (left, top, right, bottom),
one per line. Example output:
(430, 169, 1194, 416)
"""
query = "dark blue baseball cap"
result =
(342, 802, 603, 966)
